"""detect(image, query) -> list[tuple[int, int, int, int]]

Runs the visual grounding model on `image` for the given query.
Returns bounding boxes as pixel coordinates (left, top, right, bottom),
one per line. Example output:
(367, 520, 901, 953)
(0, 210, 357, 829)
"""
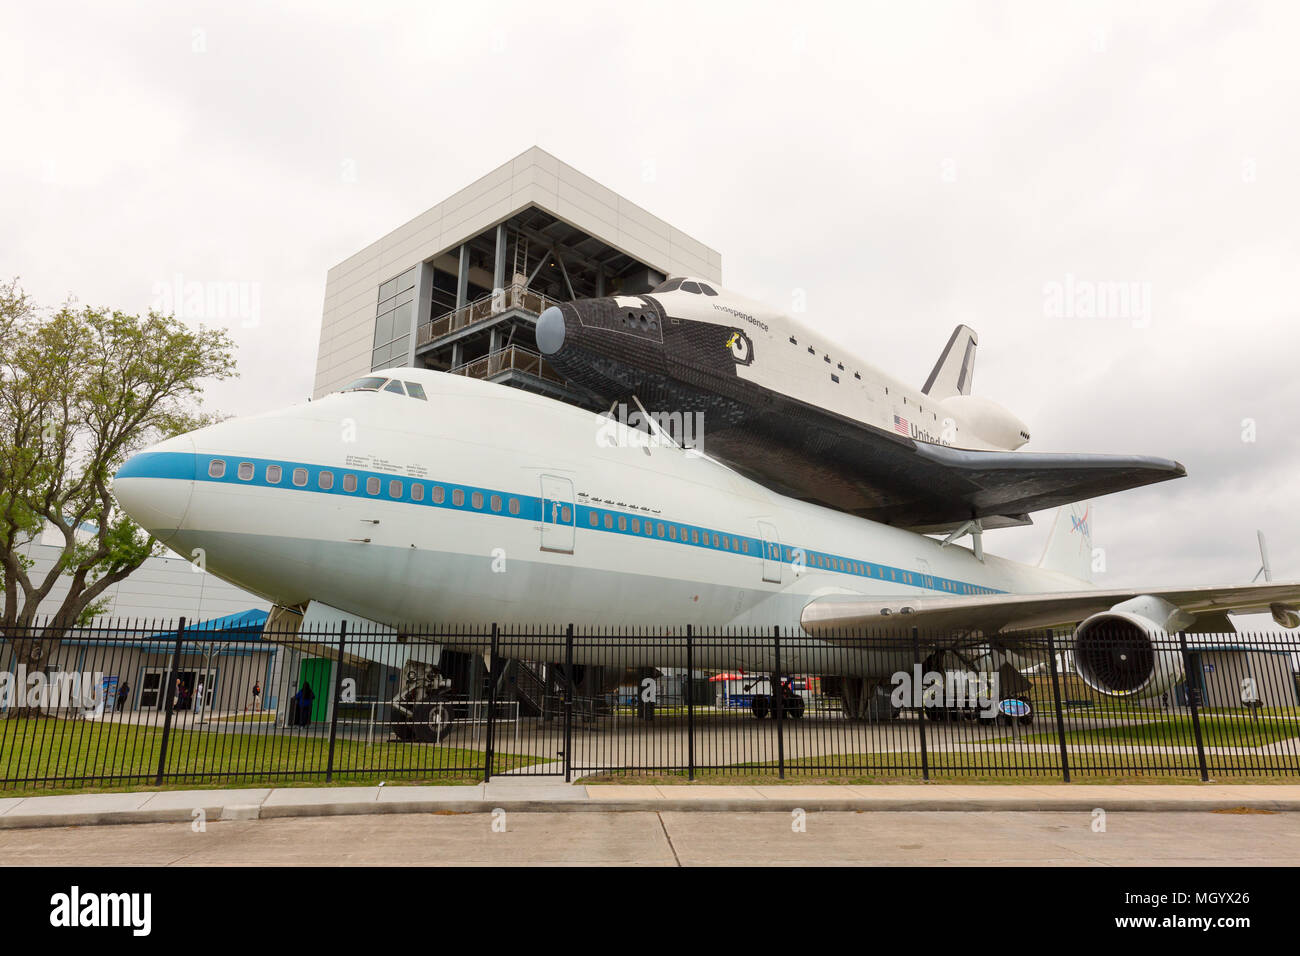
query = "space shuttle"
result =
(536, 278, 1184, 535)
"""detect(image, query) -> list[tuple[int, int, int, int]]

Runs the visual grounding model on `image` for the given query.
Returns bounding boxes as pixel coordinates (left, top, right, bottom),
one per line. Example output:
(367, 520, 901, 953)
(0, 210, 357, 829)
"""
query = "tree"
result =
(0, 280, 237, 713)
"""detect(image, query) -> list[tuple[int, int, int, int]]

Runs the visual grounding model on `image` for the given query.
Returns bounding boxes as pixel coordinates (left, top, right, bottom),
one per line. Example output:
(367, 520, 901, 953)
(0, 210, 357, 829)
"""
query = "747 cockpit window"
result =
(340, 376, 387, 392)
(340, 376, 428, 401)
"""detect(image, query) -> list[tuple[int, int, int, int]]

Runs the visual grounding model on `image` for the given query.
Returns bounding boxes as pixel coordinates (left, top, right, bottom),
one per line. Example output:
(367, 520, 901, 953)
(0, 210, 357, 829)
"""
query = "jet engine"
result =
(1072, 596, 1192, 698)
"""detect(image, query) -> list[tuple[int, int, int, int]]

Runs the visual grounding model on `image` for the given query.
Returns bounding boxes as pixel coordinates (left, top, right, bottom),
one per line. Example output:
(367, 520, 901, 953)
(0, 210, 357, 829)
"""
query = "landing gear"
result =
(410, 699, 454, 743)
(391, 662, 455, 744)
(838, 678, 901, 722)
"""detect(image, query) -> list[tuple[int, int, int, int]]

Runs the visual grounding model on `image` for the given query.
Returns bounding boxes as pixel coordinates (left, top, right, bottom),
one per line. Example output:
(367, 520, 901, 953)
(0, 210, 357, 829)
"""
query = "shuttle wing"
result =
(897, 444, 1187, 532)
(801, 582, 1300, 637)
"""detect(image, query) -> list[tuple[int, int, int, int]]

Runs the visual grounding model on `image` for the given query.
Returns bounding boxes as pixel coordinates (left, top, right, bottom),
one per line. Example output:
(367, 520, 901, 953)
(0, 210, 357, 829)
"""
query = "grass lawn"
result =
(0, 716, 545, 796)
(1022, 715, 1300, 748)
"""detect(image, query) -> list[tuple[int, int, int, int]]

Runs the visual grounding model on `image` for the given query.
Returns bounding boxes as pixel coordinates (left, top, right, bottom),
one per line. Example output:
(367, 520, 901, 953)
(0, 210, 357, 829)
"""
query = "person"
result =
(194, 680, 205, 717)
(173, 678, 183, 710)
(251, 681, 261, 711)
(178, 683, 192, 711)
(297, 682, 315, 726)
(116, 681, 130, 713)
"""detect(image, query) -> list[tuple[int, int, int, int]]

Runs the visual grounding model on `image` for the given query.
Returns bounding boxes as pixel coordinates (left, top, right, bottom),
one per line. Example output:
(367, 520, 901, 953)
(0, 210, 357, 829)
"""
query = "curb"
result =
(0, 794, 1297, 830)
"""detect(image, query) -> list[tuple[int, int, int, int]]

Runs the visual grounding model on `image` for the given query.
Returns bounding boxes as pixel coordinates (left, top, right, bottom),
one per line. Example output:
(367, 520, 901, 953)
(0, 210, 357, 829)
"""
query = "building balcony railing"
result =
(449, 345, 566, 385)
(417, 282, 565, 349)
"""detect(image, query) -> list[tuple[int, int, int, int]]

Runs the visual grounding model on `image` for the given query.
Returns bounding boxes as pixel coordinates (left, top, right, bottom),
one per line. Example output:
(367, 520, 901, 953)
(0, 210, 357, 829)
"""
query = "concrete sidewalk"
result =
(1, 780, 1298, 830)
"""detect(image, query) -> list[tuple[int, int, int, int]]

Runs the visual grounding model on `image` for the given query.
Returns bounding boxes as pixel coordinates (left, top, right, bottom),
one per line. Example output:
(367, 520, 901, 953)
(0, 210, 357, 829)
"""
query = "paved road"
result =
(1, 810, 1295, 866)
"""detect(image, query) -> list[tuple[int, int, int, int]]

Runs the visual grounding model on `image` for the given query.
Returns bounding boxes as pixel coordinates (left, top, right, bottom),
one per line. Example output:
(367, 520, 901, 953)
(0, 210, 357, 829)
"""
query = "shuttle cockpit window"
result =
(680, 281, 702, 294)
(697, 283, 718, 296)
(651, 277, 685, 293)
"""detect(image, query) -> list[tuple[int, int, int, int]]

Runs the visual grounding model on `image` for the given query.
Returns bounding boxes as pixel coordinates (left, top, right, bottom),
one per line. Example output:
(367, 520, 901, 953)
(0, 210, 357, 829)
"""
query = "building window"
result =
(372, 267, 418, 371)
(293, 468, 308, 487)
(319, 471, 334, 490)
(208, 459, 226, 479)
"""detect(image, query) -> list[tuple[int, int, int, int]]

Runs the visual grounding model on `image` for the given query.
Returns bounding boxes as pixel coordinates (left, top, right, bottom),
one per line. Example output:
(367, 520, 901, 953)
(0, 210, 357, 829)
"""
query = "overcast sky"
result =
(4, 1, 1297, 602)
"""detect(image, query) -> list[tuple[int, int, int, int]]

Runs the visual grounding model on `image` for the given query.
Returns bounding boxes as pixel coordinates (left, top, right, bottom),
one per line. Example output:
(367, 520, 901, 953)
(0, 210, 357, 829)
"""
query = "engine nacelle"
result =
(939, 395, 1030, 449)
(1072, 596, 1192, 699)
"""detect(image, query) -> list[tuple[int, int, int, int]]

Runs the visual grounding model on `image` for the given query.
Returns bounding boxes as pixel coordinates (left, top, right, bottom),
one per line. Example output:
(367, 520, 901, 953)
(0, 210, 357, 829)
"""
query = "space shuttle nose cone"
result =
(536, 306, 566, 355)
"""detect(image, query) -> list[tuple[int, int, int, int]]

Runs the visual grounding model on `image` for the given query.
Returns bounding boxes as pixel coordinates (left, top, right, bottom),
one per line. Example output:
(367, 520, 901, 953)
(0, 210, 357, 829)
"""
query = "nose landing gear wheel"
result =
(411, 700, 454, 743)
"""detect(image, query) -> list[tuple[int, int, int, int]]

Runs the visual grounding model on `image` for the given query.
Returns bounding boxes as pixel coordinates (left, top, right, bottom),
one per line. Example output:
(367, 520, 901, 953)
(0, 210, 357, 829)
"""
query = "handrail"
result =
(417, 282, 565, 347)
(449, 345, 566, 384)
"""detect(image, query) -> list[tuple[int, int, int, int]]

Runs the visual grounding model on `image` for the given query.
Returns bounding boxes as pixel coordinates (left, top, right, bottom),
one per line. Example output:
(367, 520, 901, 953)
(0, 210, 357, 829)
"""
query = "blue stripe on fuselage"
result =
(116, 451, 1004, 597)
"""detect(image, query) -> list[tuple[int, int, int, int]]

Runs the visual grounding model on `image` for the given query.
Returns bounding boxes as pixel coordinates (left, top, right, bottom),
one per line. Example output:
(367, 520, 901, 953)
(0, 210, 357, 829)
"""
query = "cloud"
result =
(3, 0, 1296, 588)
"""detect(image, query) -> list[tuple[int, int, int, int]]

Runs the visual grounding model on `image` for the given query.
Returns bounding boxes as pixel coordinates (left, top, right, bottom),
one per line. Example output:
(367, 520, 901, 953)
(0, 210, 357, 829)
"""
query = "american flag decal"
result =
(894, 414, 910, 436)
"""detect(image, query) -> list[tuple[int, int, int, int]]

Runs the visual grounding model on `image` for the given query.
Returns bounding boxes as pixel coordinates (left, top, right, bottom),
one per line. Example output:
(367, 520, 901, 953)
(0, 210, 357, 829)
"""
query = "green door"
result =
(298, 658, 333, 723)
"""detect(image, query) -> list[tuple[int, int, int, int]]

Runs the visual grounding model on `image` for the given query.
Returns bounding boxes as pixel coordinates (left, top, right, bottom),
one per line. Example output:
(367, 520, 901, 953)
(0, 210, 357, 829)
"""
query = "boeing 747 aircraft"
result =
(112, 366, 1300, 730)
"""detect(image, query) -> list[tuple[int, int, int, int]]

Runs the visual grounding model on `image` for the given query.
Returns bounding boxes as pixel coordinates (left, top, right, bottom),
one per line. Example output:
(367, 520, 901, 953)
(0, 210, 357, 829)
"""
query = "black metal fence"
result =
(2, 618, 1299, 791)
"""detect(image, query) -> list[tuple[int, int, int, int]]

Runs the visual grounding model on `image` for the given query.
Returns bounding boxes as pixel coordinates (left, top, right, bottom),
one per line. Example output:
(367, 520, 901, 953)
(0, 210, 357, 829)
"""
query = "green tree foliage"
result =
(0, 279, 237, 703)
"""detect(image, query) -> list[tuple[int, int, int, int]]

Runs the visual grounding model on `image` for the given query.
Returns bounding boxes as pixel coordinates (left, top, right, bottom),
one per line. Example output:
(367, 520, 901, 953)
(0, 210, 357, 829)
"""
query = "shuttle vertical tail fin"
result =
(921, 325, 978, 399)
(1038, 502, 1095, 583)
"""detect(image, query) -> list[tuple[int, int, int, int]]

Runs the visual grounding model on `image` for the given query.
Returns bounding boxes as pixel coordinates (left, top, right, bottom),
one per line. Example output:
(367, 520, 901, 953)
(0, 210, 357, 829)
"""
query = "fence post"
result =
(485, 624, 499, 783)
(325, 620, 347, 783)
(912, 627, 929, 781)
(1179, 631, 1209, 781)
(563, 624, 574, 782)
(686, 625, 695, 782)
(154, 617, 187, 786)
(1046, 630, 1070, 783)
(774, 626, 785, 780)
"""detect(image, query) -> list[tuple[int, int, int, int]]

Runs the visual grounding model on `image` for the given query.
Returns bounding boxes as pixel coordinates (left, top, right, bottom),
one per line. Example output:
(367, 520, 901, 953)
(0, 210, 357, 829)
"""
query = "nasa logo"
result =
(725, 329, 754, 366)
